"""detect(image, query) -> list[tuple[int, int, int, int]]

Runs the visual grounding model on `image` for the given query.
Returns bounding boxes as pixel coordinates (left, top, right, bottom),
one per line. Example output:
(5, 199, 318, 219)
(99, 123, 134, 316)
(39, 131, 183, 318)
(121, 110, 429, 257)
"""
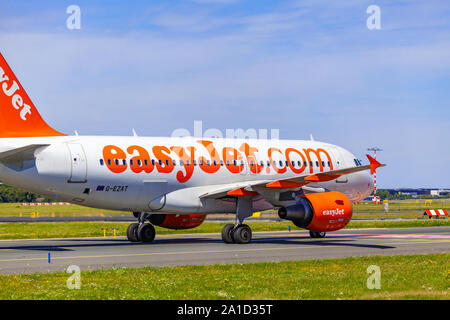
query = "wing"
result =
(200, 154, 385, 199)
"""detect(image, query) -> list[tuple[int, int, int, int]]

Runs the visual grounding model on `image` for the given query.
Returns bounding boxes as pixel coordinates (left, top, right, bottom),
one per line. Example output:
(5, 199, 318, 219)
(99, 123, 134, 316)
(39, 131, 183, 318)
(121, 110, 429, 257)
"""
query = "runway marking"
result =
(0, 245, 345, 263)
(386, 240, 450, 245)
(1, 239, 446, 254)
(1, 239, 449, 264)
(253, 233, 450, 240)
(301, 238, 450, 244)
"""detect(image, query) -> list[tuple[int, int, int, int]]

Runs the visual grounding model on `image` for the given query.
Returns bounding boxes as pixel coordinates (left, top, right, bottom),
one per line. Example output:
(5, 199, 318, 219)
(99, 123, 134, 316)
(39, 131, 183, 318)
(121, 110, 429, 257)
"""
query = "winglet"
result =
(366, 154, 381, 175)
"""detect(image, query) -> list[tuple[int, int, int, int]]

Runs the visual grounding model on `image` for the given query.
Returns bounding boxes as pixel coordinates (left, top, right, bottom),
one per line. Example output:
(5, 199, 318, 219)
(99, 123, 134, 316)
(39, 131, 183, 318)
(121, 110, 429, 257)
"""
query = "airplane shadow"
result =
(0, 234, 396, 252)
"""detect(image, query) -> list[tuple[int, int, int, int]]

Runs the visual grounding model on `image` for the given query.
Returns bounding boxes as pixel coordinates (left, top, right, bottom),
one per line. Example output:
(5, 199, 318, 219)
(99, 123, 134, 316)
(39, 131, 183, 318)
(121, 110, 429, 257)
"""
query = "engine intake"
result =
(278, 198, 313, 228)
(278, 191, 352, 232)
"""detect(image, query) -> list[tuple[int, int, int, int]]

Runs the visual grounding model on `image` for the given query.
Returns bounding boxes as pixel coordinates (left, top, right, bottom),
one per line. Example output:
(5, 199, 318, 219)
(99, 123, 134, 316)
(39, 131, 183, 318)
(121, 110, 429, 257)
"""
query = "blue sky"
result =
(1, 0, 449, 188)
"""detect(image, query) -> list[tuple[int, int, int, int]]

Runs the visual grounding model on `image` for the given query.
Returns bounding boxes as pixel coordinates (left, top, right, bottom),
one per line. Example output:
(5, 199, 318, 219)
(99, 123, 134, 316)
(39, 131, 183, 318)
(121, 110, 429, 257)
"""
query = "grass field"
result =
(0, 219, 448, 240)
(0, 254, 448, 299)
(0, 203, 126, 217)
(0, 199, 448, 219)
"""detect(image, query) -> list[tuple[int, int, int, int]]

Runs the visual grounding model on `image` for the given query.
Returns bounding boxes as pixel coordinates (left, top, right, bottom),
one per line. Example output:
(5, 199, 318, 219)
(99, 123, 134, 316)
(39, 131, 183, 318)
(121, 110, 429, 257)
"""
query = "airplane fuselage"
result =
(0, 136, 374, 215)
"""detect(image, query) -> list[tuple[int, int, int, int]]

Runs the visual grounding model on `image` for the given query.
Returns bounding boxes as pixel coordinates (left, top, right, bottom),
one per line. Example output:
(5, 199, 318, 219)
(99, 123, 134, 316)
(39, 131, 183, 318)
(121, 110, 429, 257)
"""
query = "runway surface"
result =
(0, 227, 449, 274)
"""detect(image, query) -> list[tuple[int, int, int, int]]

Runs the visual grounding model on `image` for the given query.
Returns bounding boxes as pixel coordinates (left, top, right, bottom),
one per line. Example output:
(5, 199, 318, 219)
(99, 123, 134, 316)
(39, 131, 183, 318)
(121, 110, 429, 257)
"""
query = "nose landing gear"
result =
(309, 231, 326, 238)
(126, 212, 156, 243)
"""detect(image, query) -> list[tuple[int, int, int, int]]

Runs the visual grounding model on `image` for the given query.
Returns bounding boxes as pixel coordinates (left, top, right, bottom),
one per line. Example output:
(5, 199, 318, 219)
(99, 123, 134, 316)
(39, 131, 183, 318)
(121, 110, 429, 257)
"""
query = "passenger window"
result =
(130, 159, 134, 166)
(115, 159, 119, 165)
(137, 160, 141, 166)
(107, 159, 112, 165)
(99, 159, 104, 166)
(123, 159, 127, 165)
(315, 161, 319, 167)
(158, 159, 163, 166)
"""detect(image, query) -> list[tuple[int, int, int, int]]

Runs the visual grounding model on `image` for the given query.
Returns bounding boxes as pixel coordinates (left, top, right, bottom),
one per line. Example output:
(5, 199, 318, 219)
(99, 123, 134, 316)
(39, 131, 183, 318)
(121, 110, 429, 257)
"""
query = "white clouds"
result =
(0, 0, 449, 187)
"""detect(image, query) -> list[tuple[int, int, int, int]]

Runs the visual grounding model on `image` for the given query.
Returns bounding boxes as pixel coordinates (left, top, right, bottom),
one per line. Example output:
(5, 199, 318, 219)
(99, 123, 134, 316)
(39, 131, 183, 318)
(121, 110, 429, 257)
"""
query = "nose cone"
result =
(362, 171, 374, 199)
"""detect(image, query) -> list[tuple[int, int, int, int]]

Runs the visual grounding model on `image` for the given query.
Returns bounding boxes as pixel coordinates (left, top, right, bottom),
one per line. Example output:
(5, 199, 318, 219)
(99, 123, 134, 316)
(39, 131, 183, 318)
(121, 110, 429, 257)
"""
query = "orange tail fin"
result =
(366, 154, 381, 174)
(0, 53, 66, 138)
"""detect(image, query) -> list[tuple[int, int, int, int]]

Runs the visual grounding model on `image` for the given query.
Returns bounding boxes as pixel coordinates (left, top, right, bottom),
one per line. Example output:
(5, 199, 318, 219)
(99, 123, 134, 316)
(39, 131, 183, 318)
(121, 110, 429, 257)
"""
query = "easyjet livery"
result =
(0, 53, 385, 244)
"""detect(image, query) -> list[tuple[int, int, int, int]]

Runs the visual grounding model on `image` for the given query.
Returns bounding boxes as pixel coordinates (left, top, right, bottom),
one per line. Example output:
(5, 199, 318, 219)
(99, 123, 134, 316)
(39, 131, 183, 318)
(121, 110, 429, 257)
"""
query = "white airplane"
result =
(0, 53, 384, 244)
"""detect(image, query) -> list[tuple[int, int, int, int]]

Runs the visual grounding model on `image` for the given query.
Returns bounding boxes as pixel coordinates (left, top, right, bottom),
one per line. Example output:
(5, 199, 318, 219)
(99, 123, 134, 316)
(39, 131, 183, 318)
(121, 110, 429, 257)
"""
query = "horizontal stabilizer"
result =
(0, 144, 49, 162)
(366, 154, 382, 174)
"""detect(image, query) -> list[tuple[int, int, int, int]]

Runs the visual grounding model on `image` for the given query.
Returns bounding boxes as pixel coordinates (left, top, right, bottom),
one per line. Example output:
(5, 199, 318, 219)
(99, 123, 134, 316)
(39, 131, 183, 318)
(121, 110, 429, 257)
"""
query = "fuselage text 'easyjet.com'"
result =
(102, 140, 334, 183)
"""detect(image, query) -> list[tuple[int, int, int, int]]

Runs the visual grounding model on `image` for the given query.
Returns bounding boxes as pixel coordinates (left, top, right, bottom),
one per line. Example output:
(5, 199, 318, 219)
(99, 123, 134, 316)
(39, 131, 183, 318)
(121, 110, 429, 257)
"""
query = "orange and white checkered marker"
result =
(424, 209, 448, 217)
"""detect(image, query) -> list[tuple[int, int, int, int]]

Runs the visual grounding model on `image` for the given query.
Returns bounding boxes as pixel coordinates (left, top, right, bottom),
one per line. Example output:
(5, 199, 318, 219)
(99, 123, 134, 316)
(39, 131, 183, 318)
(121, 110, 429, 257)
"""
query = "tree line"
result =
(0, 184, 52, 203)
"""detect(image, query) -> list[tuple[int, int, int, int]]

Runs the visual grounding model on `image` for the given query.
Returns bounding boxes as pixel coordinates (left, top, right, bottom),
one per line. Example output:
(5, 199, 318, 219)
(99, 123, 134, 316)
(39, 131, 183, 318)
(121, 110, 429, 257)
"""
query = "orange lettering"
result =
(127, 145, 153, 174)
(222, 147, 244, 174)
(268, 148, 287, 174)
(170, 145, 196, 183)
(285, 148, 306, 174)
(239, 142, 263, 174)
(152, 146, 174, 173)
(303, 148, 333, 173)
(103, 145, 127, 173)
(197, 140, 221, 174)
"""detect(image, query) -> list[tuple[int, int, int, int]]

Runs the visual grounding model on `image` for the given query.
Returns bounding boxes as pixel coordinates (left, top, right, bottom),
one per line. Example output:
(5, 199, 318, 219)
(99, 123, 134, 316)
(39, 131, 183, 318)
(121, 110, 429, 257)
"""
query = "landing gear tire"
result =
(137, 223, 156, 243)
(232, 224, 252, 244)
(221, 224, 235, 244)
(309, 231, 326, 238)
(126, 223, 140, 242)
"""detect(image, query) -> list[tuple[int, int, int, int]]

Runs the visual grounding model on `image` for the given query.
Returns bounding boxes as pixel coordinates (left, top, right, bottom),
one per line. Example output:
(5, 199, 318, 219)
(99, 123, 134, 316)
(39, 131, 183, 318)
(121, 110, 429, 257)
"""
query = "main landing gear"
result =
(127, 212, 156, 243)
(221, 196, 254, 244)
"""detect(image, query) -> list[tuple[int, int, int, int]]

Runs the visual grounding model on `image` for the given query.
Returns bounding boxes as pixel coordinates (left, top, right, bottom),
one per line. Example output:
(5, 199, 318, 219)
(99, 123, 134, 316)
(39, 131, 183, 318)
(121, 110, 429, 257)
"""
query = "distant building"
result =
(430, 189, 450, 197)
(367, 188, 450, 200)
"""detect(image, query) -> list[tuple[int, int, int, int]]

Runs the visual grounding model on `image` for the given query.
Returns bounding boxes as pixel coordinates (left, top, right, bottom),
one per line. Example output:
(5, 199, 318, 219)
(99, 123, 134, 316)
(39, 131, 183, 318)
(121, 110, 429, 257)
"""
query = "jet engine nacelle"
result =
(278, 191, 352, 232)
(149, 213, 206, 230)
